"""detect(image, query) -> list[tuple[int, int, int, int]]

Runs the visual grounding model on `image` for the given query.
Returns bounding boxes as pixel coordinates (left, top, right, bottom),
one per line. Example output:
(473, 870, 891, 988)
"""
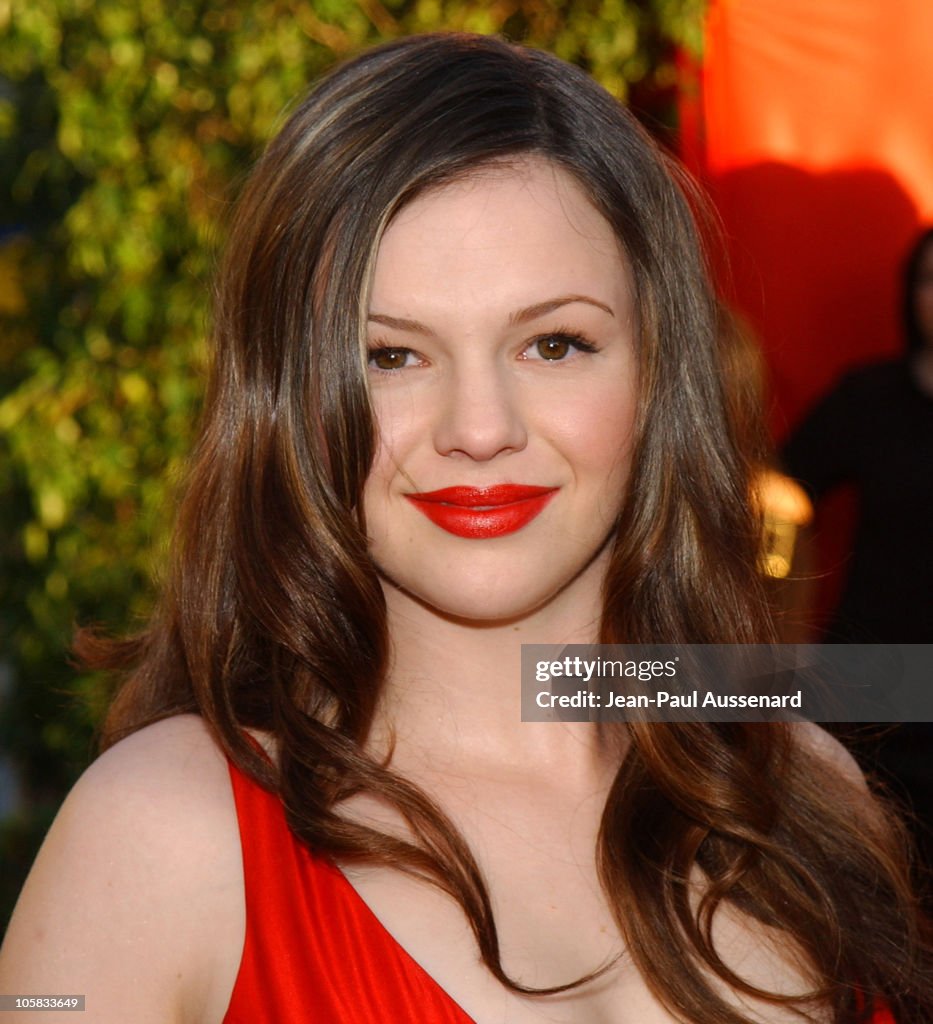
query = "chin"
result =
(380, 574, 538, 623)
(377, 552, 608, 629)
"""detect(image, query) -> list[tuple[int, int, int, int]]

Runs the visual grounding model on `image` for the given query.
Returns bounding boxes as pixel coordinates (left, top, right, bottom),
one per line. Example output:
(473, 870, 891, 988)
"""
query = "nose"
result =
(433, 363, 527, 461)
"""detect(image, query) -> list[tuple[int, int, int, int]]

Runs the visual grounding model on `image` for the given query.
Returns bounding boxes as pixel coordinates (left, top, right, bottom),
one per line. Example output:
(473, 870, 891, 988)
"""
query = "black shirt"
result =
(783, 359, 933, 642)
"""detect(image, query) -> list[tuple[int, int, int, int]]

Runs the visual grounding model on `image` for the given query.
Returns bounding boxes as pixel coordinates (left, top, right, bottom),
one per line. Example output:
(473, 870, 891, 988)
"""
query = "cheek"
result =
(366, 390, 423, 487)
(551, 382, 637, 479)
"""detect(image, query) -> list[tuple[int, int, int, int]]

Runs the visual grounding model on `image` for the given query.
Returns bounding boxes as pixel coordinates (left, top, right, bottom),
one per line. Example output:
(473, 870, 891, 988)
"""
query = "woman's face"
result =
(363, 157, 638, 624)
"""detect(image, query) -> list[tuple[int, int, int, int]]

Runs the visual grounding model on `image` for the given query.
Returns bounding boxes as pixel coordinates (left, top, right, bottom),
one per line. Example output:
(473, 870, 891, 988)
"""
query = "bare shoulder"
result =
(78, 713, 236, 815)
(789, 721, 868, 790)
(0, 715, 244, 1024)
(787, 722, 895, 841)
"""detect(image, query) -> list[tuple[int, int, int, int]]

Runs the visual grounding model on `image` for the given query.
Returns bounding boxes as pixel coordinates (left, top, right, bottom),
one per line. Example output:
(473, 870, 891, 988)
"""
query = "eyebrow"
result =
(367, 312, 433, 335)
(509, 294, 614, 325)
(367, 294, 614, 335)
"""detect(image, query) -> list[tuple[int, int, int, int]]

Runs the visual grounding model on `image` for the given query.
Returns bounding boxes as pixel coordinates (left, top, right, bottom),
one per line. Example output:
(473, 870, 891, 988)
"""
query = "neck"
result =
(370, 557, 612, 777)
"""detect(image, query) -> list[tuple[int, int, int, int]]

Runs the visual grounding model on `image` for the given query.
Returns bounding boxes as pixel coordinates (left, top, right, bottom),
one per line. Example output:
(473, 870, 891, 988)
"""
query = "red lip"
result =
(404, 485, 558, 539)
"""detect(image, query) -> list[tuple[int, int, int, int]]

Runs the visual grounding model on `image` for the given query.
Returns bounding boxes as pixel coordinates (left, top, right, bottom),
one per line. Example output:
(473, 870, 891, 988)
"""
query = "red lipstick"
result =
(404, 485, 558, 539)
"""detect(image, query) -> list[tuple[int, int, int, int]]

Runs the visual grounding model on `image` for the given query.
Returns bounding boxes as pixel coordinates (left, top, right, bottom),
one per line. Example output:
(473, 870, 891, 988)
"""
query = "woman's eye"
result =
(368, 347, 416, 371)
(525, 333, 597, 361)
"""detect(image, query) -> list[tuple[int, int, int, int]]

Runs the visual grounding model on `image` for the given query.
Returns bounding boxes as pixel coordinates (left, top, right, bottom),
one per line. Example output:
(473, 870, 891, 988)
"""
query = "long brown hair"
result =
(83, 34, 932, 1022)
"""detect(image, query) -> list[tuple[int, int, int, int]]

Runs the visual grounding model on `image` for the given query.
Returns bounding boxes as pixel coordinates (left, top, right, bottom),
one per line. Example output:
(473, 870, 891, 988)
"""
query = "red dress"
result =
(222, 759, 896, 1023)
(223, 758, 475, 1023)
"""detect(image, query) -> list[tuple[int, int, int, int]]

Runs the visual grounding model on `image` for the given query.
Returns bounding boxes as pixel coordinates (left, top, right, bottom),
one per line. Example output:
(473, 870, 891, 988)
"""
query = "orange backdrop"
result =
(687, 0, 933, 435)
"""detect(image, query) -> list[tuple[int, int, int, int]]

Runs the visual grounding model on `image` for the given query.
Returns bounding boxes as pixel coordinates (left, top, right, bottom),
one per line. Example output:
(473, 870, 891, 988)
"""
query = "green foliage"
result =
(0, 0, 704, 932)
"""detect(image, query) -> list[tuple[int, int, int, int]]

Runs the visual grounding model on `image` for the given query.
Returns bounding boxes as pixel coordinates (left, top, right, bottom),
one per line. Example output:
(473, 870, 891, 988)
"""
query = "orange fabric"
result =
(222, 758, 895, 1022)
(689, 0, 933, 430)
(223, 757, 475, 1023)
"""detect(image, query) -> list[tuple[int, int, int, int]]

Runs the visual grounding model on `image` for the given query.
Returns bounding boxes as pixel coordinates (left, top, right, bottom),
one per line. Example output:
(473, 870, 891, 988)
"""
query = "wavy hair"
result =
(84, 34, 932, 1023)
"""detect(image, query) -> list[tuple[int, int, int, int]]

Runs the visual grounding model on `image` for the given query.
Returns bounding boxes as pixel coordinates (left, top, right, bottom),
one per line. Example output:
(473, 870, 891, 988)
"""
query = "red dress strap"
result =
(223, 757, 477, 1023)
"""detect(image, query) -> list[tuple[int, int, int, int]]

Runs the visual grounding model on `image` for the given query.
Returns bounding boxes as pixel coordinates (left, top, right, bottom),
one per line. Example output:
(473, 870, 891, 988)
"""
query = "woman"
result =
(1, 34, 929, 1023)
